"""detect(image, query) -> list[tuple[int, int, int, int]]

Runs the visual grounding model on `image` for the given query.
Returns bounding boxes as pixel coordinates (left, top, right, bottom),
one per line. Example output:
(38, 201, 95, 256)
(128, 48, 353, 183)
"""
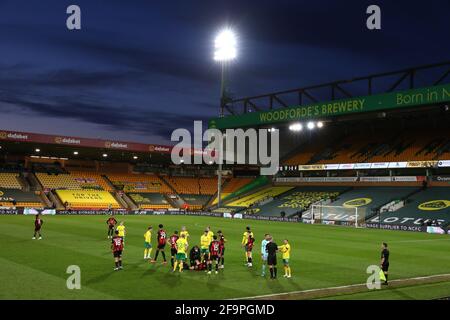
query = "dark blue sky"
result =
(0, 0, 449, 144)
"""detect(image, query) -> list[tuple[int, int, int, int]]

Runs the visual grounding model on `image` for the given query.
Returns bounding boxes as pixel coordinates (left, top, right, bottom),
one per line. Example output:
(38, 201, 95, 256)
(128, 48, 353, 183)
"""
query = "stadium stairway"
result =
(38, 191, 52, 208)
(24, 172, 53, 207)
(156, 174, 186, 209)
(16, 173, 29, 191)
(102, 174, 134, 210)
(163, 194, 179, 209)
(49, 190, 65, 209)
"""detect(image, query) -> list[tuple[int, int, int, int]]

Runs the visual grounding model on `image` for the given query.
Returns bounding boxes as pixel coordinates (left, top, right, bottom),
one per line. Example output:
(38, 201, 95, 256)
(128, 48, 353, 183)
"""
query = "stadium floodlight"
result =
(317, 121, 324, 128)
(214, 29, 237, 61)
(35, 148, 40, 153)
(214, 27, 238, 208)
(102, 153, 108, 158)
(73, 151, 79, 155)
(307, 121, 315, 130)
(268, 127, 276, 133)
(133, 156, 138, 160)
(289, 123, 303, 132)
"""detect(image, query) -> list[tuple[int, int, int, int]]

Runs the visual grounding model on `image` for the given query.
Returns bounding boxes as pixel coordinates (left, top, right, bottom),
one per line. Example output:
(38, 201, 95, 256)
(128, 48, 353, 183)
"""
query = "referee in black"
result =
(266, 237, 279, 279)
(380, 242, 390, 285)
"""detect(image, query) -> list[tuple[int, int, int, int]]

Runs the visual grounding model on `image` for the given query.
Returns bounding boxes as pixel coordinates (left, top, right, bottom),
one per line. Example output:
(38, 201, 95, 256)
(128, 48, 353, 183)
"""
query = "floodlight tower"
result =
(214, 28, 237, 208)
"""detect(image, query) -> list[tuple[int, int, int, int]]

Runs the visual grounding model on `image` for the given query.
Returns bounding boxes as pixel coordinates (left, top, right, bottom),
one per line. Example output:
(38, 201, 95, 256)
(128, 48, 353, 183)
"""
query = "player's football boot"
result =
(207, 271, 211, 275)
(32, 237, 36, 240)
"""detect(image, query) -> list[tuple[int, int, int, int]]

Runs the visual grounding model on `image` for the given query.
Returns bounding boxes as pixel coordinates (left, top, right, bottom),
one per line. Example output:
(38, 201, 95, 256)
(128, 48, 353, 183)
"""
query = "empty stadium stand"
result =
(254, 186, 347, 217)
(285, 127, 450, 165)
(36, 171, 112, 191)
(225, 186, 293, 209)
(182, 194, 211, 210)
(390, 187, 450, 226)
(0, 173, 22, 189)
(223, 177, 254, 193)
(212, 177, 254, 205)
(330, 187, 419, 218)
(166, 176, 218, 195)
(128, 192, 172, 209)
(0, 188, 43, 208)
(107, 173, 172, 193)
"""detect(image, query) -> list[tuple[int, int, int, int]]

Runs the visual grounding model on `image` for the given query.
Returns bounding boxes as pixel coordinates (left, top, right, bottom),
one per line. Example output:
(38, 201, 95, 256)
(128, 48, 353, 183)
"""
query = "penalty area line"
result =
(230, 273, 450, 300)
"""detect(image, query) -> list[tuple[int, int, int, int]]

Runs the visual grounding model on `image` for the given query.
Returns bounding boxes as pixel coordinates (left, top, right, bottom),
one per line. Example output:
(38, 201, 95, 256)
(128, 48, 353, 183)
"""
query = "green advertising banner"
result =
(209, 83, 450, 129)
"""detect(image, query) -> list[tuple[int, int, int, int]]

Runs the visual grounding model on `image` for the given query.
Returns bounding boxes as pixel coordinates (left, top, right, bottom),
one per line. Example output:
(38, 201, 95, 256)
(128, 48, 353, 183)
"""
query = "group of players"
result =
(106, 215, 292, 279)
(31, 214, 389, 284)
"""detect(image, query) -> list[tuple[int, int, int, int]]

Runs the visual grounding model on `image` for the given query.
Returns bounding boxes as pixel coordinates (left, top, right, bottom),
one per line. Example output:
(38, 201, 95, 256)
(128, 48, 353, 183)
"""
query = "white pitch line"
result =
(391, 239, 450, 243)
(230, 273, 450, 300)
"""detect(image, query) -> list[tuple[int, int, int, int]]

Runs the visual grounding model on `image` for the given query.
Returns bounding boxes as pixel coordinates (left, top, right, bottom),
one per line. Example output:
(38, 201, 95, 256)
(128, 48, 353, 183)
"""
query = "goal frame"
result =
(310, 204, 362, 228)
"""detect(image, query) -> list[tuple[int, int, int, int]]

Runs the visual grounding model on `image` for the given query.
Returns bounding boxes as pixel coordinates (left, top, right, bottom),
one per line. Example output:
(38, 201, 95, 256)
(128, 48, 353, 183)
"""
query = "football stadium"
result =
(1, 61, 449, 300)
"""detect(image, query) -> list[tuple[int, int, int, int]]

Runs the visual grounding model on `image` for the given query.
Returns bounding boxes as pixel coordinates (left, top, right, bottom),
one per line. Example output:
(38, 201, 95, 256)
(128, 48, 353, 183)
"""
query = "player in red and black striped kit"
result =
(32, 214, 43, 240)
(111, 230, 124, 271)
(169, 231, 179, 267)
(151, 224, 167, 264)
(208, 235, 221, 274)
(217, 230, 227, 269)
(106, 215, 117, 239)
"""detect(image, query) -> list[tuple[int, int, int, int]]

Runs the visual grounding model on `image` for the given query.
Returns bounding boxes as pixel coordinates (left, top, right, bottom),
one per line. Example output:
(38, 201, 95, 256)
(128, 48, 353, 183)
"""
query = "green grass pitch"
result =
(1, 215, 450, 300)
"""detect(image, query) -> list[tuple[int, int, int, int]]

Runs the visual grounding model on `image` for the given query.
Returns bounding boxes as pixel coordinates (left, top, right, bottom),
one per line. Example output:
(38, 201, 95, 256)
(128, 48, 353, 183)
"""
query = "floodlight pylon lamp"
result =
(214, 29, 237, 62)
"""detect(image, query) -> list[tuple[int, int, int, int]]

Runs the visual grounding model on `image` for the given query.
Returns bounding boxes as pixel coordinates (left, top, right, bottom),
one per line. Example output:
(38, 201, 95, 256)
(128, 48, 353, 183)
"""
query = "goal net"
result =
(310, 204, 366, 227)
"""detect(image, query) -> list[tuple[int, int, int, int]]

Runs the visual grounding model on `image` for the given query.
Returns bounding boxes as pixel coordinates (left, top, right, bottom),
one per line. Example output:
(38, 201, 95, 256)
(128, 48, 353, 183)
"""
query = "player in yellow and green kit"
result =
(143, 226, 153, 260)
(116, 221, 126, 243)
(180, 226, 190, 241)
(278, 239, 292, 278)
(206, 226, 214, 242)
(241, 226, 254, 267)
(200, 230, 211, 263)
(173, 234, 188, 273)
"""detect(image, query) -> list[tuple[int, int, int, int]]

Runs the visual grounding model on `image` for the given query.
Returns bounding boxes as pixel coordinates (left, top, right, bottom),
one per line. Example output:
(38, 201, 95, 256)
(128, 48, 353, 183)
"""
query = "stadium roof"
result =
(0, 129, 173, 163)
(210, 61, 450, 130)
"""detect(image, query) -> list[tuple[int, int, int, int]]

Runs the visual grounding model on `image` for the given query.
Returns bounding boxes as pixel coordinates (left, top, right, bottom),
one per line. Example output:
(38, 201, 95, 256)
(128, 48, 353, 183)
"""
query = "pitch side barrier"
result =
(2, 208, 447, 234)
(54, 209, 301, 222)
(0, 209, 20, 215)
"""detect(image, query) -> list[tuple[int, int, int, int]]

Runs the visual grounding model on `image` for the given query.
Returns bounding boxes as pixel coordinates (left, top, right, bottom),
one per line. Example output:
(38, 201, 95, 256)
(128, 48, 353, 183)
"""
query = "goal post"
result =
(310, 204, 366, 227)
